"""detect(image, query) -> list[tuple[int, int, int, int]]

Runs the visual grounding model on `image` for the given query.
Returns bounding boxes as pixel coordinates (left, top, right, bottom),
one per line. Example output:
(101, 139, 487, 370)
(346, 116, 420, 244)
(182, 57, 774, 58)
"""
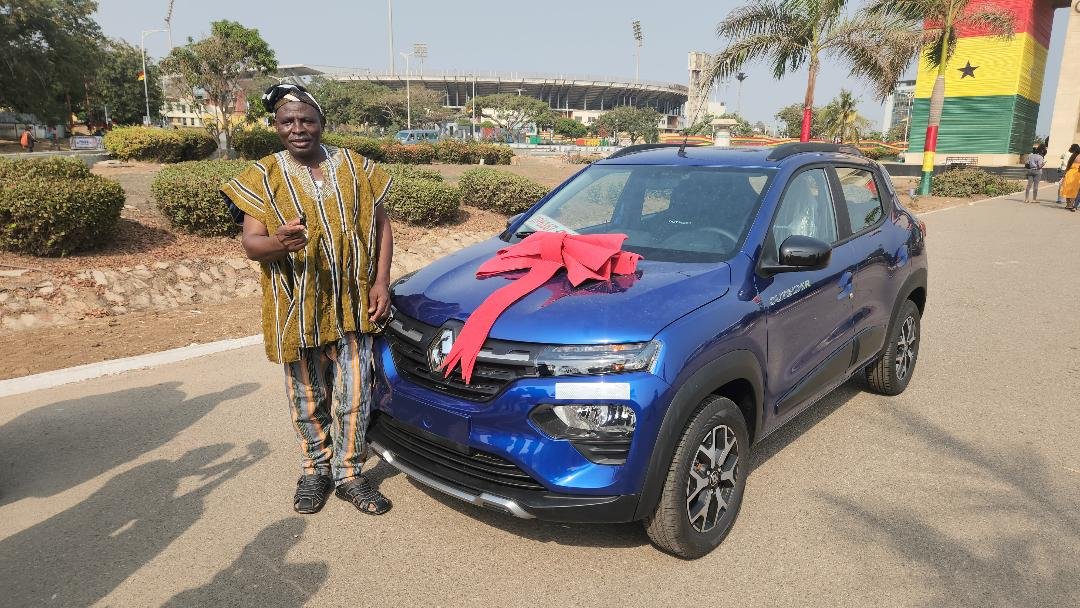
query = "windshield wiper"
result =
(513, 229, 536, 239)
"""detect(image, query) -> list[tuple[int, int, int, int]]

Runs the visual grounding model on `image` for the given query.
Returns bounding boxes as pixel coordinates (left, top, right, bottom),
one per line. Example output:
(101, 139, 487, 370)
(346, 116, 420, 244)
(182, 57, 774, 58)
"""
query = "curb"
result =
(0, 335, 262, 398)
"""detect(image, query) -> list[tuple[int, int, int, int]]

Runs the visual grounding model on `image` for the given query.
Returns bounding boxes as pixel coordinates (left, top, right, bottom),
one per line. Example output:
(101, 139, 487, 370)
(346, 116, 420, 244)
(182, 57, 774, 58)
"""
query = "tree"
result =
(868, 0, 1013, 194)
(595, 106, 662, 144)
(685, 112, 754, 137)
(309, 79, 452, 131)
(819, 89, 872, 142)
(467, 94, 551, 141)
(0, 0, 105, 123)
(885, 123, 908, 142)
(553, 117, 588, 138)
(703, 0, 921, 143)
(775, 103, 826, 139)
(87, 39, 162, 126)
(162, 20, 276, 153)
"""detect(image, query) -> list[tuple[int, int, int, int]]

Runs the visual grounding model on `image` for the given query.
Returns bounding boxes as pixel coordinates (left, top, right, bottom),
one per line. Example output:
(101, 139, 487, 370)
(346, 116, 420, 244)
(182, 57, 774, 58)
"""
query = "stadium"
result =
(276, 64, 690, 133)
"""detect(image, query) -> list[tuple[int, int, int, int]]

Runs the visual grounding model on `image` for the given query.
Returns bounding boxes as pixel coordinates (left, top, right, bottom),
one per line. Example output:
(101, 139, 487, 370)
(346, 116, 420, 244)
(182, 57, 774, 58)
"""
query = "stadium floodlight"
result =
(414, 43, 428, 77)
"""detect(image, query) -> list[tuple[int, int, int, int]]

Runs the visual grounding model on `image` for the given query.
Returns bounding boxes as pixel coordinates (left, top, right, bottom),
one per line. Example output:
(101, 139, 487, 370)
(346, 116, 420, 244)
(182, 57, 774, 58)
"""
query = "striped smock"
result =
(220, 145, 392, 364)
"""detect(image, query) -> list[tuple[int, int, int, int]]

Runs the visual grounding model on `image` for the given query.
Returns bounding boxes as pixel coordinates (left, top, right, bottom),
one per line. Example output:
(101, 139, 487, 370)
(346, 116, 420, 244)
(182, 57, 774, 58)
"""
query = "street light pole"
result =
(387, 0, 395, 75)
(141, 28, 166, 126)
(400, 51, 413, 129)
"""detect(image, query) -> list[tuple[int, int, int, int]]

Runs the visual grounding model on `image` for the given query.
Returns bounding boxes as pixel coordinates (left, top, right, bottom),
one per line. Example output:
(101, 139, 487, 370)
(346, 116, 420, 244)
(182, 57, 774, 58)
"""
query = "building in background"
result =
(881, 79, 916, 137)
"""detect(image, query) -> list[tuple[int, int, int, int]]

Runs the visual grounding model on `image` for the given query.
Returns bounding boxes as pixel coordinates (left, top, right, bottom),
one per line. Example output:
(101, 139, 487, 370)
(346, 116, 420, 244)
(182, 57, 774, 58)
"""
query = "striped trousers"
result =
(283, 332, 373, 485)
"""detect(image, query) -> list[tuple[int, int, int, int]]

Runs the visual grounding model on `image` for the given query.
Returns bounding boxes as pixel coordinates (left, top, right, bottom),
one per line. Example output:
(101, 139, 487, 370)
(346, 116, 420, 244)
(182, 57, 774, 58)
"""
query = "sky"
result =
(94, 0, 1069, 134)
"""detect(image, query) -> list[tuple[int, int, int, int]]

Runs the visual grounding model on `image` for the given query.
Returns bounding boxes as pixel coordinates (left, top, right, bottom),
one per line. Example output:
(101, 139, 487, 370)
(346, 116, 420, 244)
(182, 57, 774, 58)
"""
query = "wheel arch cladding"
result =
(633, 349, 763, 521)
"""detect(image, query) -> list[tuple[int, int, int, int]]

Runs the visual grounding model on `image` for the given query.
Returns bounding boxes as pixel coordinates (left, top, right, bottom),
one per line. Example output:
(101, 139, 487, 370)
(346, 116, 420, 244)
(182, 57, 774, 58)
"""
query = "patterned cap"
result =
(262, 83, 324, 118)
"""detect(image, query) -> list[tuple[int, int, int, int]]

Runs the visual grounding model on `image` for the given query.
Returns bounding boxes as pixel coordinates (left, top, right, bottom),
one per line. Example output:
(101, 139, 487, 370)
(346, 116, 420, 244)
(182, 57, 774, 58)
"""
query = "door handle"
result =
(837, 270, 854, 300)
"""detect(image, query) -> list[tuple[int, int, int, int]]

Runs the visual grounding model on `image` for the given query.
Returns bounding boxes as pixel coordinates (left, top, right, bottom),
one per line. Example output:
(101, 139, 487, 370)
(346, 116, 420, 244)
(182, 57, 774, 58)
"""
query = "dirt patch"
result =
(0, 297, 261, 379)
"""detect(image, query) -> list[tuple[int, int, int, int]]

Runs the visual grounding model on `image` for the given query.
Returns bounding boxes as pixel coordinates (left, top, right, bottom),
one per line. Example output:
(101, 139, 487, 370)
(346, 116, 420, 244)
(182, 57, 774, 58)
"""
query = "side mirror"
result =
(762, 235, 831, 274)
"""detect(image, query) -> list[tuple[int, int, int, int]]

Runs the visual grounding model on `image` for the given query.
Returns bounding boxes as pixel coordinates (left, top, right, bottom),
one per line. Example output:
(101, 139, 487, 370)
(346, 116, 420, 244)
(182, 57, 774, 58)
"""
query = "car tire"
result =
(644, 395, 749, 559)
(865, 299, 921, 396)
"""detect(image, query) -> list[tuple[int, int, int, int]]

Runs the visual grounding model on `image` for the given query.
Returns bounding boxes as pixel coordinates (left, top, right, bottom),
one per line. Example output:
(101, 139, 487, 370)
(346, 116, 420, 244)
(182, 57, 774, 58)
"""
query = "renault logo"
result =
(428, 328, 455, 371)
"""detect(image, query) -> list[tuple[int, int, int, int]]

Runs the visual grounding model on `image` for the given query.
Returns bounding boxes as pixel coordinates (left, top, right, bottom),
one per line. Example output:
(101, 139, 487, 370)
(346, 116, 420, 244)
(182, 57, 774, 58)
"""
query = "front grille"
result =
(371, 413, 545, 491)
(385, 310, 543, 401)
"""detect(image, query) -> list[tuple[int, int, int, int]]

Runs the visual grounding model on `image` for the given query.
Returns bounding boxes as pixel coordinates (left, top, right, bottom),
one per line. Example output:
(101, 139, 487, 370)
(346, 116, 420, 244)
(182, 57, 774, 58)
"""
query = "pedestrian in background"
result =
(19, 126, 35, 153)
(1024, 145, 1045, 203)
(220, 83, 395, 516)
(1062, 143, 1080, 212)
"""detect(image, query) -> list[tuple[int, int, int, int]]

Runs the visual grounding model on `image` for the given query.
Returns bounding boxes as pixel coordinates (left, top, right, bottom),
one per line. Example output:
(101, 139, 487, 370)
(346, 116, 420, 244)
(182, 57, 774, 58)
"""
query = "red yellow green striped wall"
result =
(908, 0, 1052, 157)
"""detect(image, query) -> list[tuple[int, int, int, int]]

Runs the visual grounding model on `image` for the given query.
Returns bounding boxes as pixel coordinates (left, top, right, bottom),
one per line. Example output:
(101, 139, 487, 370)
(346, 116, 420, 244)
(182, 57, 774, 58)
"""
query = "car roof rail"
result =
(607, 143, 695, 159)
(766, 142, 863, 161)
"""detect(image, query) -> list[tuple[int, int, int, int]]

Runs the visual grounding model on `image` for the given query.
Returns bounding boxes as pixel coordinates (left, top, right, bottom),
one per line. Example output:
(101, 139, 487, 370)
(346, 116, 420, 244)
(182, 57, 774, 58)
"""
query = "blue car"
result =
(370, 143, 927, 558)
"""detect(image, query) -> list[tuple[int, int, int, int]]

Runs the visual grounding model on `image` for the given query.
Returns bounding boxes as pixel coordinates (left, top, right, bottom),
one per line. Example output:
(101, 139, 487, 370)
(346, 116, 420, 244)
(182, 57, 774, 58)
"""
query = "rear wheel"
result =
(644, 395, 749, 559)
(865, 299, 921, 395)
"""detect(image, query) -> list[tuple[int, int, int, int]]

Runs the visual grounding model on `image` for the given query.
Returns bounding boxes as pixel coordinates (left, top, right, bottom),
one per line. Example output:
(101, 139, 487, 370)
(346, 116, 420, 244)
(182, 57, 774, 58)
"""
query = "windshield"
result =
(515, 164, 775, 262)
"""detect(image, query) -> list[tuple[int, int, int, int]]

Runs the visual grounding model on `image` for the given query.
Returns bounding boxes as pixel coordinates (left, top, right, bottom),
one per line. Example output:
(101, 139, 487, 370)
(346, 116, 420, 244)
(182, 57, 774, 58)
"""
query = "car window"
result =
(835, 167, 884, 233)
(548, 170, 630, 228)
(768, 168, 838, 261)
(519, 165, 775, 262)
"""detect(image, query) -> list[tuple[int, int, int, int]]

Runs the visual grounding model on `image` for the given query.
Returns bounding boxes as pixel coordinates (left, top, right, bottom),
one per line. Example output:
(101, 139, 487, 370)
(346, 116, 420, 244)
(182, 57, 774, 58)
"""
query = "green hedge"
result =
(0, 173, 124, 256)
(233, 127, 284, 160)
(320, 134, 512, 165)
(458, 168, 549, 215)
(434, 139, 513, 165)
(384, 177, 461, 226)
(931, 168, 1023, 197)
(321, 133, 386, 161)
(104, 126, 217, 162)
(385, 164, 444, 182)
(0, 156, 90, 180)
(151, 159, 249, 236)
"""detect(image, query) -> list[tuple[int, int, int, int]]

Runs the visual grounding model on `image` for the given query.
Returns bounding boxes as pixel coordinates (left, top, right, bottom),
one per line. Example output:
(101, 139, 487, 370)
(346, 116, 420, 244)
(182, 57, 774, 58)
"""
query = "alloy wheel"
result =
(895, 315, 918, 381)
(685, 424, 739, 533)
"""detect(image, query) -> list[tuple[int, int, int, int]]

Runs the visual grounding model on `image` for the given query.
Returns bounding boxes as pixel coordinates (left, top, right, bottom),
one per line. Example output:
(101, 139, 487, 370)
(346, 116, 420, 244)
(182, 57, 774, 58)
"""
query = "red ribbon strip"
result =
(440, 232, 641, 384)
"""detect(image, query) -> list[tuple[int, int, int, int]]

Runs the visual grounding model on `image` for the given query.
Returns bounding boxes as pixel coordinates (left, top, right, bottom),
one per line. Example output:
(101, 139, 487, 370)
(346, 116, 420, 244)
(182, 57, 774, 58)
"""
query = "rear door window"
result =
(834, 167, 885, 234)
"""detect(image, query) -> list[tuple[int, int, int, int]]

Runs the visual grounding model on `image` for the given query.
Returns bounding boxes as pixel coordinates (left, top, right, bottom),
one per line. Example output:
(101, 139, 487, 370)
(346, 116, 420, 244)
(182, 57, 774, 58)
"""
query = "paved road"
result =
(2, 189, 1078, 607)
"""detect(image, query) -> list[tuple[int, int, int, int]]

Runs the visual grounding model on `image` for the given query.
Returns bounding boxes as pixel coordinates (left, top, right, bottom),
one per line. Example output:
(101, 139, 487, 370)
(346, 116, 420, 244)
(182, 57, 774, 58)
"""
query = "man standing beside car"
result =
(220, 83, 395, 516)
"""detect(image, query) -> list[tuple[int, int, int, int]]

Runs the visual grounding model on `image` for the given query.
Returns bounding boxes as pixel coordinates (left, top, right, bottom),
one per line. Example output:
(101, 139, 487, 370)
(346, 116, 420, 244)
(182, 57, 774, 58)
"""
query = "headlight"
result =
(536, 341, 660, 376)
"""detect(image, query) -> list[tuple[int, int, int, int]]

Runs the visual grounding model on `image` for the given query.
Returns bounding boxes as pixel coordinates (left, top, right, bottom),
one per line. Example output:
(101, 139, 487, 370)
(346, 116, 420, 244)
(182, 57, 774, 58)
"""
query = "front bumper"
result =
(368, 413, 639, 522)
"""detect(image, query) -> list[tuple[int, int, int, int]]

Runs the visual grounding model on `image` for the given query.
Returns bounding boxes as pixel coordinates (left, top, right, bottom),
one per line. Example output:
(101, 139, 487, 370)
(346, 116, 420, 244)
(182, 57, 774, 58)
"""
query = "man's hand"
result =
(275, 217, 307, 252)
(368, 281, 391, 325)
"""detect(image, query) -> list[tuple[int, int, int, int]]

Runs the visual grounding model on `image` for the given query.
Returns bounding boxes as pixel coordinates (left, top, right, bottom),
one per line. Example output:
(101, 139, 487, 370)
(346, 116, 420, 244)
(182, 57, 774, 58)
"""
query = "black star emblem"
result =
(958, 61, 978, 78)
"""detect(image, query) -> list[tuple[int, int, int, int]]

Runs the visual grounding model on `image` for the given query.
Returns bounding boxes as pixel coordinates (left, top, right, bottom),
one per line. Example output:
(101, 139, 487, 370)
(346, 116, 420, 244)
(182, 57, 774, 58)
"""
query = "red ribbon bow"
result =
(440, 232, 641, 384)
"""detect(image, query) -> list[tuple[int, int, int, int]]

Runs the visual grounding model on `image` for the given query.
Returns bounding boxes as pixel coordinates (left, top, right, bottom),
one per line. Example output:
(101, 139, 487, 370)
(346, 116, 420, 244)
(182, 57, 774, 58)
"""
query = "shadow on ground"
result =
(819, 406, 1080, 607)
(0, 441, 267, 606)
(405, 379, 864, 551)
(0, 381, 257, 506)
(163, 517, 328, 607)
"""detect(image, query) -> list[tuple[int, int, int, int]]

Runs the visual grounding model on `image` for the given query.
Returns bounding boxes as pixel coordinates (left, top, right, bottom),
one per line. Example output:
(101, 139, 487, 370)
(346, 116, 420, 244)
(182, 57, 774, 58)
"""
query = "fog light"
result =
(530, 404, 636, 439)
(530, 404, 637, 465)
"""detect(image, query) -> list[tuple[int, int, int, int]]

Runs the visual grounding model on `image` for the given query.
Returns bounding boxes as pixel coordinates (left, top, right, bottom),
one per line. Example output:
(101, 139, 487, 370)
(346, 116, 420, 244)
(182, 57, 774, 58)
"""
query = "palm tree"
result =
(867, 0, 1013, 194)
(820, 89, 872, 143)
(704, 0, 921, 143)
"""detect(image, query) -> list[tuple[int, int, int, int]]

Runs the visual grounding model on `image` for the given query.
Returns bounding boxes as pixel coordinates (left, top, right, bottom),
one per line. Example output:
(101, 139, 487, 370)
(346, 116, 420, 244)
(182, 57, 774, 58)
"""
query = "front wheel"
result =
(865, 299, 921, 395)
(644, 395, 749, 559)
